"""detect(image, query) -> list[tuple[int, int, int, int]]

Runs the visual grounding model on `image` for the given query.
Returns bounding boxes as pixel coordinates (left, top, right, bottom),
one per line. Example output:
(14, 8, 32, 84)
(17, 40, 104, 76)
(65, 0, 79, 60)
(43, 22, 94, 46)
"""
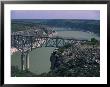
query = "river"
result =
(11, 30, 99, 75)
(56, 31, 99, 40)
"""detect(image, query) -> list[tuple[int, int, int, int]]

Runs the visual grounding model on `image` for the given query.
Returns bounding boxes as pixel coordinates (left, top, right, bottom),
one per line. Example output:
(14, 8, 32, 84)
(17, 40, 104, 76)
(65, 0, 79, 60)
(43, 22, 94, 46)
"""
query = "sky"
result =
(11, 10, 100, 20)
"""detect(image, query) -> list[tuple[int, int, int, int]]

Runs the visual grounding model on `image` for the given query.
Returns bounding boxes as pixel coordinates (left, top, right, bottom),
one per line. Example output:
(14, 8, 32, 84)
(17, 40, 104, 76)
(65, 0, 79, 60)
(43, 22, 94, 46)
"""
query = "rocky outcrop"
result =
(49, 42, 100, 77)
(50, 49, 63, 70)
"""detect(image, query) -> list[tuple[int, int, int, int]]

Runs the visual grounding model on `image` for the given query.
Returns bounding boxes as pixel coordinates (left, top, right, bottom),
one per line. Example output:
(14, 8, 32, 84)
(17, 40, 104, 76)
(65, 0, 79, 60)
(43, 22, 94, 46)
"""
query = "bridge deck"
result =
(11, 34, 87, 52)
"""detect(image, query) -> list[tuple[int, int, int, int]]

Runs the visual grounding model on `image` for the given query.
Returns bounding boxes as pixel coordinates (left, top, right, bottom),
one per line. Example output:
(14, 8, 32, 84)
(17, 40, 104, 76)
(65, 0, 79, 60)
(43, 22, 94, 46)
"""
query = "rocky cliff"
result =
(49, 41, 100, 77)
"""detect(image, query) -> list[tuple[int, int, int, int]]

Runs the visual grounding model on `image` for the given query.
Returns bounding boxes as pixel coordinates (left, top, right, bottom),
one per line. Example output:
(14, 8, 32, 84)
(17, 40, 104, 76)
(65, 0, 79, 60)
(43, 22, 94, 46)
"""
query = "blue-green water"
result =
(11, 47, 55, 75)
(57, 31, 99, 40)
(11, 31, 99, 75)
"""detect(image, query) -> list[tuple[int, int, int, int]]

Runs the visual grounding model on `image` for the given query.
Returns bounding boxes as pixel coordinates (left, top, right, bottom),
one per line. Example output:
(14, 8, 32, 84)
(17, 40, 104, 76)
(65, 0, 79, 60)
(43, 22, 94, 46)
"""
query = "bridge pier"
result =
(21, 51, 30, 71)
(25, 51, 29, 70)
(21, 52, 25, 71)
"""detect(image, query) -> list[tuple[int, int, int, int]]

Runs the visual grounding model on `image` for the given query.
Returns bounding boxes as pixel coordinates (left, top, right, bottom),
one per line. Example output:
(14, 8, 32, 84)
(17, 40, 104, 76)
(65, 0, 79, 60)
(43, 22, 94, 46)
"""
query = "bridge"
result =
(11, 34, 87, 71)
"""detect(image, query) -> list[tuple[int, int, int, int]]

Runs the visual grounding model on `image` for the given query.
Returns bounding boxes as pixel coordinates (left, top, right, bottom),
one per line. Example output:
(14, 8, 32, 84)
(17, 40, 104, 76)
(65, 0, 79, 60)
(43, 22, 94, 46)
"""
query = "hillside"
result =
(49, 39, 100, 77)
(12, 19, 100, 35)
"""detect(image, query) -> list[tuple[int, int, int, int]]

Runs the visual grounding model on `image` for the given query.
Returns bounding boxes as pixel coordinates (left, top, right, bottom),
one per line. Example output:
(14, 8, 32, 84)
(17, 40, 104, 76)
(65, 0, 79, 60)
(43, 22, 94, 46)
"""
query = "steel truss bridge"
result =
(11, 34, 87, 71)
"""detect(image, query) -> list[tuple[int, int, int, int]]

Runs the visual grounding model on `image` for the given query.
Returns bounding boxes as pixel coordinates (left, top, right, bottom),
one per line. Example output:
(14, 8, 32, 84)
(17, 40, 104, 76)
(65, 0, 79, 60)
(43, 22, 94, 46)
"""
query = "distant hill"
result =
(12, 19, 100, 35)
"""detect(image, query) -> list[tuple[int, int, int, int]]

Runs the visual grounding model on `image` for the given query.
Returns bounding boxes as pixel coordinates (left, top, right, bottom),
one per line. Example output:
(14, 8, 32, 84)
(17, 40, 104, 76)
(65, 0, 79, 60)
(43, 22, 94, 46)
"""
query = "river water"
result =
(11, 31, 99, 75)
(57, 31, 99, 40)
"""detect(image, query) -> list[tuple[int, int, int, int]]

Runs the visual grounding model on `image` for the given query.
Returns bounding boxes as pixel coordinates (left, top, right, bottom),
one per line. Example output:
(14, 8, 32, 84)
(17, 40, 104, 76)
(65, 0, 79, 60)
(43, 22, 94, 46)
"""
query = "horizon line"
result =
(11, 19, 100, 20)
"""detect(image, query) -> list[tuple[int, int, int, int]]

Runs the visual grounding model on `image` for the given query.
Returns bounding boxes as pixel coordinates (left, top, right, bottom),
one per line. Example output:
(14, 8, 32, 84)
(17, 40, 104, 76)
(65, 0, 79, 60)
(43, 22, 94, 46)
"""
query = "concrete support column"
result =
(21, 52, 25, 71)
(26, 51, 29, 70)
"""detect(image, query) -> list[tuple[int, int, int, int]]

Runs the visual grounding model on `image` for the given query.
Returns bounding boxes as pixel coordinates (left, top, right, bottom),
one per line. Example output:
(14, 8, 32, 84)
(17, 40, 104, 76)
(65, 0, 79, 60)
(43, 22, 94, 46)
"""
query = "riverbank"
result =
(48, 41, 100, 77)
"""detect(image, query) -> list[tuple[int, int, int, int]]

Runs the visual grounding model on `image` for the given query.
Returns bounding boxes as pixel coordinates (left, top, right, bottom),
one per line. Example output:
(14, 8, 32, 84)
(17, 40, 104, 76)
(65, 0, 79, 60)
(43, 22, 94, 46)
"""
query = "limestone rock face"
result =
(50, 43, 100, 77)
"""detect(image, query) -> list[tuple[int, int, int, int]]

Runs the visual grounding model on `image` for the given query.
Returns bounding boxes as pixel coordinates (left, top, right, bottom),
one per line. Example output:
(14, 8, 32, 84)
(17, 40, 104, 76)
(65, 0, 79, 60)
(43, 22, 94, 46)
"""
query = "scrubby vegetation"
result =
(12, 19, 100, 35)
(48, 39, 100, 77)
(11, 19, 100, 77)
(12, 38, 100, 77)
